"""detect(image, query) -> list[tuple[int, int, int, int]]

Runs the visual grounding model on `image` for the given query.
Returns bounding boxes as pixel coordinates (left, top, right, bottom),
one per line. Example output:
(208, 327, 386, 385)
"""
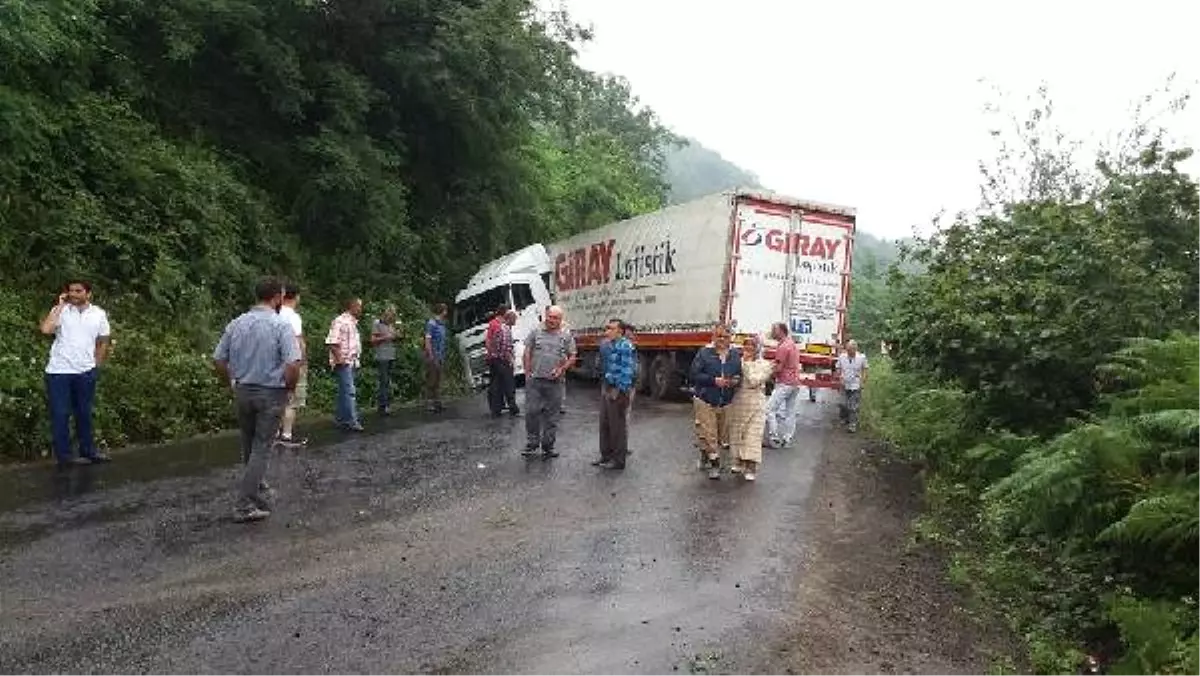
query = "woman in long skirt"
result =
(729, 334, 773, 481)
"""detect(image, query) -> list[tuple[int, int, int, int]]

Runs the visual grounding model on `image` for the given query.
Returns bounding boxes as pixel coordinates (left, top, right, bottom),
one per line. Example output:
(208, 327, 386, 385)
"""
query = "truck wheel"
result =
(649, 353, 681, 400)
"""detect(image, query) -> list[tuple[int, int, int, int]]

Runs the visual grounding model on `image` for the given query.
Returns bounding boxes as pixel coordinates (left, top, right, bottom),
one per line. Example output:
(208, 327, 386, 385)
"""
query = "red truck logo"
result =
(740, 225, 842, 259)
(555, 240, 615, 292)
(555, 238, 679, 292)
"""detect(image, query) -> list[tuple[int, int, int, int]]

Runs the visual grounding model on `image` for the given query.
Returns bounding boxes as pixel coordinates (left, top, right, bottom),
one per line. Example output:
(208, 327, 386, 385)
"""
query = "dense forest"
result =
(864, 88, 1198, 674)
(0, 0, 683, 459)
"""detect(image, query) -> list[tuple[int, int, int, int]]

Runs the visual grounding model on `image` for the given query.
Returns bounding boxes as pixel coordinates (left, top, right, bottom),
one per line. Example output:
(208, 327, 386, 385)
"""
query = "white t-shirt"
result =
(837, 352, 869, 391)
(278, 305, 303, 337)
(46, 304, 111, 374)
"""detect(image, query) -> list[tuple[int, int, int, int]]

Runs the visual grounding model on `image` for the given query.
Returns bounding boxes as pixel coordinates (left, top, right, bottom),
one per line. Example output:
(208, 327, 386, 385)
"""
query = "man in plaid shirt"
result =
(593, 318, 636, 470)
(486, 305, 519, 417)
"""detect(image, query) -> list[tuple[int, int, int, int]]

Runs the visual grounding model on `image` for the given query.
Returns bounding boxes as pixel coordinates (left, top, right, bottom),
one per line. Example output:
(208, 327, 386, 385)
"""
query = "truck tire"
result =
(649, 353, 681, 400)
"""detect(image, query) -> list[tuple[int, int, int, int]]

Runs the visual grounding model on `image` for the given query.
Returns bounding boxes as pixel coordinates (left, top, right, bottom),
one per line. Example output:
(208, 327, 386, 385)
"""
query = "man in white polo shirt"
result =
(39, 280, 113, 467)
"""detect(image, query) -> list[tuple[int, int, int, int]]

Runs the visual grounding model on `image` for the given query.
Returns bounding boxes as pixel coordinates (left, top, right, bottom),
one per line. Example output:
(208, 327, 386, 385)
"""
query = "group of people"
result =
(688, 323, 868, 482)
(36, 276, 866, 522)
(482, 303, 869, 483)
(210, 278, 455, 521)
(482, 303, 640, 470)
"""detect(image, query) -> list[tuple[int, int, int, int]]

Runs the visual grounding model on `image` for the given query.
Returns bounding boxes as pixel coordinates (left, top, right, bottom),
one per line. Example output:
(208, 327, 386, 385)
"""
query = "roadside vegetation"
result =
(0, 0, 678, 461)
(861, 85, 1199, 673)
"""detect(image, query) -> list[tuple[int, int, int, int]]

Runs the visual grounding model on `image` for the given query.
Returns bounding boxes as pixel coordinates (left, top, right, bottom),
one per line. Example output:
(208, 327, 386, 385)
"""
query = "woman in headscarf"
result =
(728, 333, 772, 481)
(689, 324, 742, 480)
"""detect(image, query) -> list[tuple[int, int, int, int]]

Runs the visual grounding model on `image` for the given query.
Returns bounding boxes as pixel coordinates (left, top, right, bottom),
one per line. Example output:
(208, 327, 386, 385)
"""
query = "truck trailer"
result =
(452, 189, 856, 398)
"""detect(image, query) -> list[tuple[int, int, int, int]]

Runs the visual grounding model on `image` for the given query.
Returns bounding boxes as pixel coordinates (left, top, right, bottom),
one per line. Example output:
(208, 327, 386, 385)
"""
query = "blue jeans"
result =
(376, 359, 393, 411)
(45, 369, 99, 462)
(333, 364, 360, 426)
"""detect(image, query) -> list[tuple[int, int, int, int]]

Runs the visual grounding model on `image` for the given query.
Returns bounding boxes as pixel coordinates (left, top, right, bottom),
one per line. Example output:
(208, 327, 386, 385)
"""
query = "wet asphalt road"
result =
(0, 383, 839, 674)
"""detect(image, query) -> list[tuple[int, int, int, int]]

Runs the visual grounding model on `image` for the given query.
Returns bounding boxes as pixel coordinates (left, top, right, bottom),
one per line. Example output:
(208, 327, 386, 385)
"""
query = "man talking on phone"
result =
(39, 279, 112, 469)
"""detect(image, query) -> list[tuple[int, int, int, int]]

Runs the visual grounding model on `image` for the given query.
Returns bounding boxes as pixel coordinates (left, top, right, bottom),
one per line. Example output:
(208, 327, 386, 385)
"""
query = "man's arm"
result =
(423, 321, 435, 360)
(615, 343, 636, 391)
(554, 335, 577, 378)
(39, 296, 66, 336)
(690, 350, 714, 387)
(94, 312, 112, 365)
(281, 324, 302, 390)
(213, 329, 232, 387)
(325, 320, 342, 365)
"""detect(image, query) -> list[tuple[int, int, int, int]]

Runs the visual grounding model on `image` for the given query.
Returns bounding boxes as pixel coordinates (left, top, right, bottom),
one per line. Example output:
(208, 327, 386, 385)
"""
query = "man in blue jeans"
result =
(39, 279, 113, 469)
(213, 277, 302, 523)
(325, 297, 364, 431)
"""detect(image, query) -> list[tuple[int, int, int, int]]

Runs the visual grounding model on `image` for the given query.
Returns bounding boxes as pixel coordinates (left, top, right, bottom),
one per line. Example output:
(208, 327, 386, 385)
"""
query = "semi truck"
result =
(451, 188, 856, 398)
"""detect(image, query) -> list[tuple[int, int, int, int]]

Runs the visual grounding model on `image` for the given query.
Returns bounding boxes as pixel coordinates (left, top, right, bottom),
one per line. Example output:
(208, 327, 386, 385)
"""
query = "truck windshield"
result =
(453, 285, 510, 332)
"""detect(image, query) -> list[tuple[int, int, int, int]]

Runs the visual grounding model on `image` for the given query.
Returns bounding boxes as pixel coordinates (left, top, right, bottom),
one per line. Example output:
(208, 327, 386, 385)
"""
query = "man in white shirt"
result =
(836, 339, 869, 433)
(277, 284, 308, 446)
(39, 280, 113, 467)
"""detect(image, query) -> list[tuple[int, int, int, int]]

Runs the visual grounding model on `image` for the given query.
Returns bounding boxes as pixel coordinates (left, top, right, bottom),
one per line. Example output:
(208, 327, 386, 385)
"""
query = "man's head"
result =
(712, 323, 732, 351)
(504, 309, 517, 325)
(433, 302, 448, 320)
(62, 279, 93, 307)
(770, 322, 789, 341)
(604, 318, 623, 341)
(845, 339, 859, 357)
(381, 305, 397, 323)
(544, 305, 564, 331)
(344, 297, 363, 318)
(623, 323, 637, 343)
(495, 304, 511, 320)
(255, 277, 285, 310)
(282, 283, 300, 307)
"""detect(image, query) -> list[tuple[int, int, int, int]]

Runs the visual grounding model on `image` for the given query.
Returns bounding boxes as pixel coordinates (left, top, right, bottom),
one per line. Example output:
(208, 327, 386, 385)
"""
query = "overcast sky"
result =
(552, 0, 1199, 240)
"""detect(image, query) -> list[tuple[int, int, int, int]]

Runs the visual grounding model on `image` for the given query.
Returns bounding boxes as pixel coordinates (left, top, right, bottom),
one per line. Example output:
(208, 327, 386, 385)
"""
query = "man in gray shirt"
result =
(213, 277, 302, 523)
(521, 305, 576, 458)
(836, 339, 869, 433)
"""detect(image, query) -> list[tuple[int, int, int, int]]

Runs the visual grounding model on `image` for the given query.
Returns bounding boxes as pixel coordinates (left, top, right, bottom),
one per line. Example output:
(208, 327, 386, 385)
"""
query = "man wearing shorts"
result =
(277, 284, 308, 446)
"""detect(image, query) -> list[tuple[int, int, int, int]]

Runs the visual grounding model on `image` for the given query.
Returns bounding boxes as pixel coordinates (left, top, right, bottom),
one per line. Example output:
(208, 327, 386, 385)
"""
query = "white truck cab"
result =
(452, 244, 554, 389)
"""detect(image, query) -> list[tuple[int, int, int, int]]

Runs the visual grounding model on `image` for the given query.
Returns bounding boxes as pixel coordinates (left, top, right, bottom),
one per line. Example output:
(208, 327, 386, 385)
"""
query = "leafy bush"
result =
(868, 333, 1200, 674)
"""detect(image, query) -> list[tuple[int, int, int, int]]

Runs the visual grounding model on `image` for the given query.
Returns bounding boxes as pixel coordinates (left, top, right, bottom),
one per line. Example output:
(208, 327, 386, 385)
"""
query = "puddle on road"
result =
(0, 401, 475, 516)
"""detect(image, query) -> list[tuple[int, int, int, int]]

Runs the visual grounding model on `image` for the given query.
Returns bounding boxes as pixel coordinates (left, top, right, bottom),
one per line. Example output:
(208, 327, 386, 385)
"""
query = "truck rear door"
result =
(727, 195, 855, 348)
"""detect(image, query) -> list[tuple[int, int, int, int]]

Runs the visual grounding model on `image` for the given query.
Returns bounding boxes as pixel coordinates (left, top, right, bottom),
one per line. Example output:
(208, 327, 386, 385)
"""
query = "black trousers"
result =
(487, 358, 518, 414)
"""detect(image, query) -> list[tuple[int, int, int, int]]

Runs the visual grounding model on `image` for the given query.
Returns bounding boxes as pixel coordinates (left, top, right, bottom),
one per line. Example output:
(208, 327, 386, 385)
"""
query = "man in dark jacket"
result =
(689, 324, 742, 480)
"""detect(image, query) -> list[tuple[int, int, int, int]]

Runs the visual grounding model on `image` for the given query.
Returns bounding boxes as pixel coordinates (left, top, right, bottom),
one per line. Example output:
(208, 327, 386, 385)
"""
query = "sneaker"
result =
(599, 460, 625, 470)
(542, 448, 560, 459)
(233, 507, 271, 523)
(344, 422, 364, 432)
(730, 463, 744, 474)
(521, 446, 539, 458)
(744, 472, 757, 481)
(708, 467, 721, 480)
(278, 436, 308, 448)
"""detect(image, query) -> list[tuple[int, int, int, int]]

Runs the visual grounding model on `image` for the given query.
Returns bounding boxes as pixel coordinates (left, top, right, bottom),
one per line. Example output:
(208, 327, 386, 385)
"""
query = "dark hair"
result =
(254, 277, 284, 302)
(433, 302, 448, 316)
(63, 279, 92, 293)
(772, 321, 789, 336)
(623, 323, 636, 333)
(495, 303, 511, 317)
(283, 283, 300, 300)
(607, 318, 623, 328)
